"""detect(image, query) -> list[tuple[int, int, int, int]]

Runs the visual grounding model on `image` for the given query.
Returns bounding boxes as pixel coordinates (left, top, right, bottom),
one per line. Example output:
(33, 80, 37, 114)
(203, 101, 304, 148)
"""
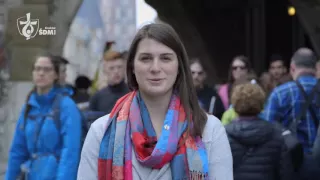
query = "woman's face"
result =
(232, 59, 248, 81)
(33, 57, 58, 89)
(133, 38, 179, 97)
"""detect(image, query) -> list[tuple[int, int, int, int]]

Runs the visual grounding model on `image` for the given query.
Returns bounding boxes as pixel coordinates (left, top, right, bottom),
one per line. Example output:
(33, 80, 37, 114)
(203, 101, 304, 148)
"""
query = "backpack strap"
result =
(30, 94, 63, 166)
(286, 79, 320, 148)
(32, 115, 47, 154)
(293, 80, 320, 130)
(51, 93, 66, 132)
(208, 96, 216, 114)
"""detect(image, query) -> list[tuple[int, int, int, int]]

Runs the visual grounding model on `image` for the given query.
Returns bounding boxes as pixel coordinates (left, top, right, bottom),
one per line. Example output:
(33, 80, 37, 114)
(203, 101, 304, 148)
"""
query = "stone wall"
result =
(1, 0, 83, 168)
(6, 0, 83, 81)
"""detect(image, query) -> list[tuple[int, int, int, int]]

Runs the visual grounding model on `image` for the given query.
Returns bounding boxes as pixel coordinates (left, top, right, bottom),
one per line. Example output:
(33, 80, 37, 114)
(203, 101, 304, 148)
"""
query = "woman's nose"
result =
(150, 59, 161, 72)
(38, 70, 46, 76)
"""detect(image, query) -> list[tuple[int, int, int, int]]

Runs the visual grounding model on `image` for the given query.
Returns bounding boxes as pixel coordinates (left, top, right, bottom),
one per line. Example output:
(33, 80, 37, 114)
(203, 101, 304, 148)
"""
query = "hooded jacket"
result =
(6, 87, 82, 180)
(225, 118, 294, 180)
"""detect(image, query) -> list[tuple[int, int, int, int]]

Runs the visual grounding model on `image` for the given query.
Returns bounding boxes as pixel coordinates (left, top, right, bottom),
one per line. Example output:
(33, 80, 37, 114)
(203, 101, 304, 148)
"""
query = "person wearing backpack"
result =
(5, 53, 82, 180)
(264, 48, 320, 180)
(226, 83, 294, 180)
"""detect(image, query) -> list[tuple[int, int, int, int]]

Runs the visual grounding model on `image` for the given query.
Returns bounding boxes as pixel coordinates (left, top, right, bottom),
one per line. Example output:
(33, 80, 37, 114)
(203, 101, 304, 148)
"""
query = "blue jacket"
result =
(61, 84, 74, 96)
(6, 87, 82, 180)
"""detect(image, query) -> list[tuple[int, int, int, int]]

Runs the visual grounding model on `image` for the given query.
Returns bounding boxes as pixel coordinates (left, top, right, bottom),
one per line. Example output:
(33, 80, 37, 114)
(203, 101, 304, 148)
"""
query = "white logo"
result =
(17, 13, 56, 40)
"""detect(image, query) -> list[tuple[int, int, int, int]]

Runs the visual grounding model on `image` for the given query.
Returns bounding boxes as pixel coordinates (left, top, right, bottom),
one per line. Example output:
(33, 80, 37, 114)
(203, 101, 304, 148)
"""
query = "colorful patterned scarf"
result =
(98, 91, 209, 180)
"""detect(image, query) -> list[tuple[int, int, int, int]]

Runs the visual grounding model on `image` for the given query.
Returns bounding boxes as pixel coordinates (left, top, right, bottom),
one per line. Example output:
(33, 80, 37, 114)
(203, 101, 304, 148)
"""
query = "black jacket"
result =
(89, 81, 129, 114)
(225, 118, 294, 180)
(196, 85, 225, 119)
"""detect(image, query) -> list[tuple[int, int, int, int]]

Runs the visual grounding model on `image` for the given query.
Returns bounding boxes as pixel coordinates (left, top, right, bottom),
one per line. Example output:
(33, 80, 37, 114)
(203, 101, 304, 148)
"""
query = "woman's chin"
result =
(141, 86, 172, 97)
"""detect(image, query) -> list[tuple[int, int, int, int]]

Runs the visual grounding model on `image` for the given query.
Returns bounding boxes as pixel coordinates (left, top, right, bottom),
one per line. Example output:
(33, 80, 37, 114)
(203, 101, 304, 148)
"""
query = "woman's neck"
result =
(37, 85, 53, 95)
(140, 90, 173, 138)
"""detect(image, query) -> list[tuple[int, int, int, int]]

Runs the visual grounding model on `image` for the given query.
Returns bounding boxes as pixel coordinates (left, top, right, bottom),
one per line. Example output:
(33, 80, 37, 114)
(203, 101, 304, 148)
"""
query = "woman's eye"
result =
(140, 56, 151, 61)
(162, 56, 171, 61)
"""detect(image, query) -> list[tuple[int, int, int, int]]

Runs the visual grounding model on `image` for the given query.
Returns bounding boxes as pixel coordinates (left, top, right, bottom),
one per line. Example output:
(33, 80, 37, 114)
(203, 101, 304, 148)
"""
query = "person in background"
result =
(316, 60, 320, 79)
(268, 54, 287, 85)
(264, 47, 320, 179)
(259, 72, 273, 98)
(6, 52, 82, 180)
(121, 50, 129, 83)
(190, 58, 225, 118)
(89, 49, 129, 114)
(121, 50, 129, 60)
(218, 55, 252, 109)
(276, 73, 293, 86)
(90, 41, 115, 94)
(73, 75, 92, 105)
(78, 23, 233, 180)
(56, 56, 75, 96)
(225, 83, 293, 180)
(260, 72, 292, 99)
(221, 72, 258, 125)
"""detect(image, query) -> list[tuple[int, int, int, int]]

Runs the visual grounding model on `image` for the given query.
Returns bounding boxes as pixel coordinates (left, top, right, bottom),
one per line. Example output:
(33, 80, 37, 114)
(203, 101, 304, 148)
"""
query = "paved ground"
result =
(0, 162, 6, 179)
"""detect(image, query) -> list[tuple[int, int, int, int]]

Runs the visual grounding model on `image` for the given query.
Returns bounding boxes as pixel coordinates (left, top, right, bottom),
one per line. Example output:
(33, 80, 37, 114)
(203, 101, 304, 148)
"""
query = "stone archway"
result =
(146, 0, 320, 82)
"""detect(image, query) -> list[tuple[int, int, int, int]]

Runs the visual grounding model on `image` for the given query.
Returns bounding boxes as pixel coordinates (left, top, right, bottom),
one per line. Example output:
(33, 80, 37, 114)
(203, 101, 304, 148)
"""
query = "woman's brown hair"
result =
(126, 23, 207, 137)
(231, 83, 266, 116)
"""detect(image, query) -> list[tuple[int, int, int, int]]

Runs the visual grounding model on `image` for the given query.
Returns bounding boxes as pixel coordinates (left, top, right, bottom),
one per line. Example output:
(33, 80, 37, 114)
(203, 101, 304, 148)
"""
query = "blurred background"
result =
(0, 0, 319, 178)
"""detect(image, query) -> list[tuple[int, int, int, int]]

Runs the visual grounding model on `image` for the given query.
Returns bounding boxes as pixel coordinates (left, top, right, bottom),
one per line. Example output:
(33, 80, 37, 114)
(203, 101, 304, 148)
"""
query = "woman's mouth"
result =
(148, 78, 163, 84)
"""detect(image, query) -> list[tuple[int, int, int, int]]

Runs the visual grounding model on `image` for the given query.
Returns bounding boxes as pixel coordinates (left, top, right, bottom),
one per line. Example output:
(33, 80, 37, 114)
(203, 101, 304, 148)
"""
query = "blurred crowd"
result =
(4, 22, 320, 180)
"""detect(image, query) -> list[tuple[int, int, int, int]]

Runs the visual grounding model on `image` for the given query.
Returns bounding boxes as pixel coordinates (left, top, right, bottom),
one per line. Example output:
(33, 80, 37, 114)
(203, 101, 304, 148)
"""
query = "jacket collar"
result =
(27, 86, 60, 108)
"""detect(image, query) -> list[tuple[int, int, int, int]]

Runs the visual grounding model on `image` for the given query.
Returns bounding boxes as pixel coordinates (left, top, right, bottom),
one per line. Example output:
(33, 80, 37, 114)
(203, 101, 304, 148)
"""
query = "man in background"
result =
(89, 50, 129, 114)
(190, 58, 225, 119)
(264, 48, 320, 179)
(268, 54, 287, 85)
(73, 75, 92, 104)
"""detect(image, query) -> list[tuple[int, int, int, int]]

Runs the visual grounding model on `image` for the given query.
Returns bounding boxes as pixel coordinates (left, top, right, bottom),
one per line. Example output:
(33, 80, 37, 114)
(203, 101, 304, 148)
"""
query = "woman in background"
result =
(6, 53, 82, 180)
(218, 55, 252, 109)
(225, 83, 293, 180)
(221, 72, 258, 125)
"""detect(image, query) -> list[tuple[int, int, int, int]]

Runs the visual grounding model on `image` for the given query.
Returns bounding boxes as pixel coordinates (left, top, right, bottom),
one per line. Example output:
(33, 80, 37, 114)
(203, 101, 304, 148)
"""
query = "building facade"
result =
(101, 0, 136, 52)
(63, 0, 136, 86)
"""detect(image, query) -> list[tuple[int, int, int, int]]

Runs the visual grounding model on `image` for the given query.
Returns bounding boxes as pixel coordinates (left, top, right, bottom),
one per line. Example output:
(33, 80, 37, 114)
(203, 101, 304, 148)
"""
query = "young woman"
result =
(6, 53, 82, 180)
(77, 23, 233, 180)
(218, 55, 252, 109)
(221, 72, 258, 125)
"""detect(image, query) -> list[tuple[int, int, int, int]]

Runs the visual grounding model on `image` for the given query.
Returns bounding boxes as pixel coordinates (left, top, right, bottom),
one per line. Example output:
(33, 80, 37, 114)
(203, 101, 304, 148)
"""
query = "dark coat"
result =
(225, 118, 294, 180)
